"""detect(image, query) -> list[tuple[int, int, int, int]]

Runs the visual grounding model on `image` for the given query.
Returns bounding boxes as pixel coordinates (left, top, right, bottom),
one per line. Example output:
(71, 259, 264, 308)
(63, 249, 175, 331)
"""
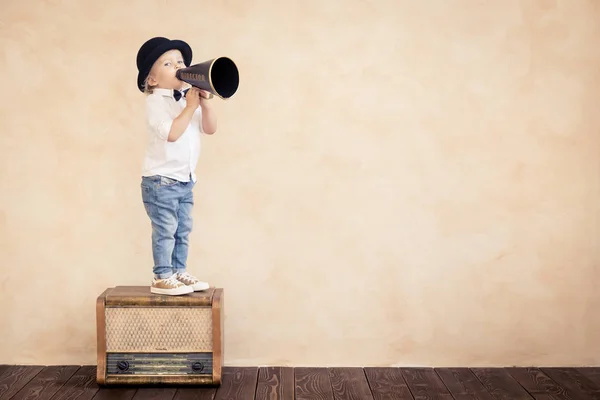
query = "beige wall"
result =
(1, 0, 599, 367)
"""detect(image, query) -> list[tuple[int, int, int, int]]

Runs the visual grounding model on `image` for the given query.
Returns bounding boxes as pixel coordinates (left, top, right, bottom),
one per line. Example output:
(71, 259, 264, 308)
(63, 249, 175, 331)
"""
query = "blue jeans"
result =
(141, 175, 194, 279)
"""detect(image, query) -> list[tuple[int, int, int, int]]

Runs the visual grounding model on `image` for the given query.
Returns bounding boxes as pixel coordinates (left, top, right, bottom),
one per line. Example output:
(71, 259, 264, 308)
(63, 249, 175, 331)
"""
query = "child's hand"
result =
(199, 90, 214, 108)
(185, 88, 201, 109)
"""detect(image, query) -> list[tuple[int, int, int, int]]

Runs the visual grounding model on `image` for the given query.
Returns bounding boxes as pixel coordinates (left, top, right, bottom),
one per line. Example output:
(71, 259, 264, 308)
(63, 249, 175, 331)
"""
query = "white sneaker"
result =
(151, 275, 194, 295)
(175, 271, 210, 291)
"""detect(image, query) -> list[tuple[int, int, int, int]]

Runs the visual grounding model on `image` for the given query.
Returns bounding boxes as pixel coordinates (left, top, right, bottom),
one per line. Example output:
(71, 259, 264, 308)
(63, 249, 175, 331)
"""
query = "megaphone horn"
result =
(176, 57, 239, 100)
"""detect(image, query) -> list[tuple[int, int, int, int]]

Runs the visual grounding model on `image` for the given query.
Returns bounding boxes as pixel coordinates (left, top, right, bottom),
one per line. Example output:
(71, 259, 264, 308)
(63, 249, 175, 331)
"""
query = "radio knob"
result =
(117, 361, 130, 371)
(192, 362, 204, 372)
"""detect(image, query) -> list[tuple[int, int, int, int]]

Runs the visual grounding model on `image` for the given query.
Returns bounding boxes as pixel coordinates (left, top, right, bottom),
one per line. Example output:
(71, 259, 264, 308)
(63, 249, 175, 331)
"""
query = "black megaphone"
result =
(176, 57, 239, 100)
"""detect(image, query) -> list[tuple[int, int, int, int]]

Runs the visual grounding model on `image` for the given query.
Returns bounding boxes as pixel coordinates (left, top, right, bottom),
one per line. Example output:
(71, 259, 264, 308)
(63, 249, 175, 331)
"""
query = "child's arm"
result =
(166, 88, 201, 142)
(199, 91, 218, 135)
(147, 88, 201, 142)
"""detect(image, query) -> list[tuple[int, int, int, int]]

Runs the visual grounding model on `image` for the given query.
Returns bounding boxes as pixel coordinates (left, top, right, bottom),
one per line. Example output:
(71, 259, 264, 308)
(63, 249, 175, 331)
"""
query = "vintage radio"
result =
(96, 286, 223, 385)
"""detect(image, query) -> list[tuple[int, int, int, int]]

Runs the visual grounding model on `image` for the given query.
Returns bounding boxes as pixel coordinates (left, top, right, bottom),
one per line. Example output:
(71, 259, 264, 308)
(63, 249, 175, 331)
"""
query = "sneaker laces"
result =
(177, 272, 195, 281)
(163, 274, 182, 286)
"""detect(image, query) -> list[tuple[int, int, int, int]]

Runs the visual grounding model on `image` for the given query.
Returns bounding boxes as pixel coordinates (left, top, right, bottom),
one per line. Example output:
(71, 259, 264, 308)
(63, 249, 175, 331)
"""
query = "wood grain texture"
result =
(470, 368, 533, 400)
(96, 287, 223, 386)
(104, 286, 215, 307)
(92, 387, 139, 400)
(400, 367, 453, 399)
(255, 366, 294, 400)
(0, 367, 10, 378)
(507, 368, 574, 400)
(577, 367, 600, 386)
(435, 368, 494, 400)
(295, 368, 335, 400)
(0, 366, 44, 400)
(105, 375, 215, 386)
(213, 367, 258, 400)
(132, 388, 177, 400)
(0, 365, 595, 399)
(173, 386, 217, 400)
(212, 288, 224, 385)
(541, 367, 600, 399)
(95, 290, 107, 385)
(364, 368, 413, 400)
(329, 367, 374, 400)
(50, 366, 99, 400)
(9, 365, 79, 400)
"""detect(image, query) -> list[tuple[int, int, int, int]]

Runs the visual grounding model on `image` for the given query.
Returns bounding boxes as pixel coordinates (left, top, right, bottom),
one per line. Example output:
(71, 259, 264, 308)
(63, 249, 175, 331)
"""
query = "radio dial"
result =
(117, 361, 130, 371)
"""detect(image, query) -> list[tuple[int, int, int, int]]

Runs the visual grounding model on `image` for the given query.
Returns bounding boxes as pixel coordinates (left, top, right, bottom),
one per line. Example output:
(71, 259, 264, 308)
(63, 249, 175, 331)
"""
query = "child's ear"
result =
(147, 74, 157, 86)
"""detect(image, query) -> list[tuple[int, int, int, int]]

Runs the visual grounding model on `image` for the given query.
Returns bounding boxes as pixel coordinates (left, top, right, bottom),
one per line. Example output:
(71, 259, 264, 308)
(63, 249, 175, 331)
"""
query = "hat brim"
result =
(137, 39, 193, 92)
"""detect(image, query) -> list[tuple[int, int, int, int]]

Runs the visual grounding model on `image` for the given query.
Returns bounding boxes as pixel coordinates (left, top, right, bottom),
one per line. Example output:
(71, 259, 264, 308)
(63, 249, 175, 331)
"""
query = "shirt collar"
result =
(152, 88, 178, 98)
(153, 86, 191, 98)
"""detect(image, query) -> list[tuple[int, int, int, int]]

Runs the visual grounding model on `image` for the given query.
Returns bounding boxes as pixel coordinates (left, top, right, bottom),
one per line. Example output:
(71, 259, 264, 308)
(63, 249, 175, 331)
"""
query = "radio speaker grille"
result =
(105, 307, 213, 353)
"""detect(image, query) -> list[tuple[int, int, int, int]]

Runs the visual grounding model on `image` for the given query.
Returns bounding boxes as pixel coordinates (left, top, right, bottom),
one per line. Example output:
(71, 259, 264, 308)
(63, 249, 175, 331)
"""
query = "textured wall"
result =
(1, 0, 599, 366)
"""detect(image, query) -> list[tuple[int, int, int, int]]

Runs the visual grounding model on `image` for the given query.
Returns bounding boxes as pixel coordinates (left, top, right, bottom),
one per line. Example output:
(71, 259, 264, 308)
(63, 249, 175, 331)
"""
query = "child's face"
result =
(147, 49, 187, 90)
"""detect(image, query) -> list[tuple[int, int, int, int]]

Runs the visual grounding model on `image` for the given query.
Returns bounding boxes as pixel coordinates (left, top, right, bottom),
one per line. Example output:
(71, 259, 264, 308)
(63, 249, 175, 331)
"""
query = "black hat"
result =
(136, 37, 193, 92)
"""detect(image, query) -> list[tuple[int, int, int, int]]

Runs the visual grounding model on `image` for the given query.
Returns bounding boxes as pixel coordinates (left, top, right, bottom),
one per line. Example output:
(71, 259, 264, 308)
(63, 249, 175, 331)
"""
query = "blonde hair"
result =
(143, 76, 157, 94)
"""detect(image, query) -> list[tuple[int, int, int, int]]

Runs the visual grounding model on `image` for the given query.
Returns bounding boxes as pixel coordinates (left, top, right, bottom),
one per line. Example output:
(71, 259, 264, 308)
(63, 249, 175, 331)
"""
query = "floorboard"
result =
(400, 367, 454, 399)
(541, 367, 600, 399)
(435, 367, 495, 400)
(10, 366, 79, 400)
(255, 366, 294, 400)
(0, 366, 44, 400)
(329, 367, 373, 400)
(50, 366, 99, 400)
(0, 368, 10, 381)
(212, 366, 258, 400)
(577, 368, 600, 389)
(364, 367, 413, 400)
(131, 387, 177, 400)
(173, 385, 216, 400)
(470, 368, 534, 400)
(91, 386, 138, 400)
(295, 367, 335, 400)
(506, 367, 575, 400)
(1, 365, 599, 399)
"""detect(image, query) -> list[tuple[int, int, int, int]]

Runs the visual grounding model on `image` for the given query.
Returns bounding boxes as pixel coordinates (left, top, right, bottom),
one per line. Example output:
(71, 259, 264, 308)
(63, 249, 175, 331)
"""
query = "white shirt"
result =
(141, 88, 203, 183)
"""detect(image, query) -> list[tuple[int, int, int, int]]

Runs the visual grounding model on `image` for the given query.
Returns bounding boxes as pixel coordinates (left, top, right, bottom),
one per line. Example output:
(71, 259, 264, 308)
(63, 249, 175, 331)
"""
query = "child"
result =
(136, 37, 217, 295)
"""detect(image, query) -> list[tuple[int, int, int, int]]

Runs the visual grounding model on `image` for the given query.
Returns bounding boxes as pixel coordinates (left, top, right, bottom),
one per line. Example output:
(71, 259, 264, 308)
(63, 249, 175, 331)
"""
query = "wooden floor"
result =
(1, 365, 600, 399)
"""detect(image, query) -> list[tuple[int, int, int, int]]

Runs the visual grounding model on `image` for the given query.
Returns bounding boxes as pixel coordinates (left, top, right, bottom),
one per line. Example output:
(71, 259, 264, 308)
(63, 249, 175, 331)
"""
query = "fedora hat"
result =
(136, 37, 193, 92)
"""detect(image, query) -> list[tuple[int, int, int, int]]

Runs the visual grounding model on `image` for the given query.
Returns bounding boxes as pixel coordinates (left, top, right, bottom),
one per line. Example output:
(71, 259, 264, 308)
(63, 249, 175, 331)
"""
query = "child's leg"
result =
(172, 180, 210, 291)
(172, 183, 193, 274)
(141, 176, 193, 295)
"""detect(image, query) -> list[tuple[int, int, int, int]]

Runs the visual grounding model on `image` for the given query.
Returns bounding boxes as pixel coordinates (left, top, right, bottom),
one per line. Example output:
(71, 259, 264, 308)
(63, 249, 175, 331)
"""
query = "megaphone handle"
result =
(196, 89, 213, 100)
